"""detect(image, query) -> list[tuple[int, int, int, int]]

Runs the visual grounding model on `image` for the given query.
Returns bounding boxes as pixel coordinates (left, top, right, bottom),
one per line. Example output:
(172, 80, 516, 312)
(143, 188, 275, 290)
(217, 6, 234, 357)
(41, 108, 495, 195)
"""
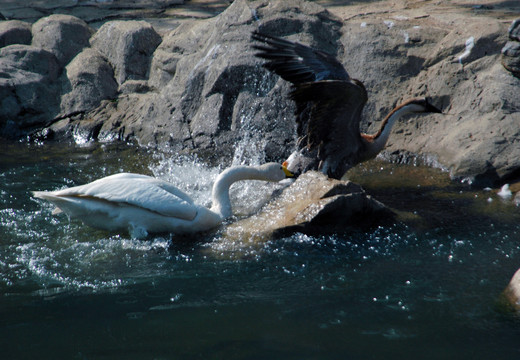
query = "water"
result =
(2, 141, 520, 359)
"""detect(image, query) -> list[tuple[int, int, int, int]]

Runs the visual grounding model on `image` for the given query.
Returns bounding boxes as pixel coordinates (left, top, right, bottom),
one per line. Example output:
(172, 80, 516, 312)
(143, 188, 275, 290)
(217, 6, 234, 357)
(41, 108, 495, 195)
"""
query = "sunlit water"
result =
(2, 141, 520, 359)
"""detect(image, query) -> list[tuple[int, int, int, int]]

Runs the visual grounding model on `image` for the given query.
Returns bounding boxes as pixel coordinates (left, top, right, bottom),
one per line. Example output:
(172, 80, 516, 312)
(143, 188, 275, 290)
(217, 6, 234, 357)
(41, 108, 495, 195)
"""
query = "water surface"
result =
(1, 141, 520, 359)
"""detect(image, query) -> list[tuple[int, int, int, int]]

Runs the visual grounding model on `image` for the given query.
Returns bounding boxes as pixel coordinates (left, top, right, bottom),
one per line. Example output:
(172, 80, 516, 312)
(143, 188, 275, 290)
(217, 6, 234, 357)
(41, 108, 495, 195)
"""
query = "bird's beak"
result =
(282, 161, 295, 178)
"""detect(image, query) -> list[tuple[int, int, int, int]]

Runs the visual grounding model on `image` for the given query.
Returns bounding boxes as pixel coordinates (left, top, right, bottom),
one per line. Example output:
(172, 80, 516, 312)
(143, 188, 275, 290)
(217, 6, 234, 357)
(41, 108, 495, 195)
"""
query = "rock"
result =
(502, 41, 520, 77)
(90, 20, 162, 85)
(359, 16, 518, 187)
(32, 14, 94, 68)
(0, 20, 32, 48)
(118, 80, 151, 94)
(502, 19, 520, 78)
(84, 0, 338, 159)
(60, 48, 118, 117)
(509, 18, 520, 41)
(223, 171, 394, 242)
(0, 44, 61, 137)
(502, 268, 520, 310)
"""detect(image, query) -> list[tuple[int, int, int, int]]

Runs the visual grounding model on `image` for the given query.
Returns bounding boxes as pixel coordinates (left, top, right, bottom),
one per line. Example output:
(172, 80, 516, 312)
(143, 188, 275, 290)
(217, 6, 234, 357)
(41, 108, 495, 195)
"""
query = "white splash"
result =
(72, 127, 91, 146)
(361, 22, 367, 28)
(497, 184, 512, 199)
(150, 154, 218, 208)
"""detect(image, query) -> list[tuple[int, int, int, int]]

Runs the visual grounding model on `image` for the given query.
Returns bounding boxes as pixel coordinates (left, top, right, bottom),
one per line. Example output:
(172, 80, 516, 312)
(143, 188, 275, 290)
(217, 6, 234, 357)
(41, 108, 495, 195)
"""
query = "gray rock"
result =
(386, 18, 519, 186)
(0, 44, 61, 136)
(90, 20, 162, 85)
(108, 0, 334, 159)
(0, 20, 32, 48)
(32, 14, 94, 68)
(118, 80, 151, 94)
(223, 171, 394, 242)
(502, 41, 520, 77)
(60, 48, 118, 117)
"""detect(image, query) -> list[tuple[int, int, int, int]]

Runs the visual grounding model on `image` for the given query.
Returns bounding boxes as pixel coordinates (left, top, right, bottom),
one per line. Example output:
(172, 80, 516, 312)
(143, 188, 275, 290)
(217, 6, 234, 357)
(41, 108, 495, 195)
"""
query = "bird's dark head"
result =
(406, 97, 443, 114)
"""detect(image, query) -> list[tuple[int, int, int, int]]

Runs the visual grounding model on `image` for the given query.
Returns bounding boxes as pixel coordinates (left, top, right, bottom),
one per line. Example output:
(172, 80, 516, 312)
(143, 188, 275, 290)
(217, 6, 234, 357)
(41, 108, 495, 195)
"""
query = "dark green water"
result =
(2, 141, 520, 359)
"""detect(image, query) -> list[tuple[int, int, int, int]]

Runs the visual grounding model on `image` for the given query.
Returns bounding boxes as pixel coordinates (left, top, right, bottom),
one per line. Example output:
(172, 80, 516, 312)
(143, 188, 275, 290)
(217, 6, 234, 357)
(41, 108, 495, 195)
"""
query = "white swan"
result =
(33, 163, 293, 238)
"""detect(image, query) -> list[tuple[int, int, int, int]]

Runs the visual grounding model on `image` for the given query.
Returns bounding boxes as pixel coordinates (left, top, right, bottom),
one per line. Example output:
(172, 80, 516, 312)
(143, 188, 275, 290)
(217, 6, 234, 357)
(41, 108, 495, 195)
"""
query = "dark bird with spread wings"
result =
(251, 31, 442, 179)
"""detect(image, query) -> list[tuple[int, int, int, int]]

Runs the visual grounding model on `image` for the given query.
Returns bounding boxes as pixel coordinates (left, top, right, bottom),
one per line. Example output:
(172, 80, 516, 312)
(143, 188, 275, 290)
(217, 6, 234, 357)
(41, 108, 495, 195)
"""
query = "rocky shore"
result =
(1, 0, 519, 188)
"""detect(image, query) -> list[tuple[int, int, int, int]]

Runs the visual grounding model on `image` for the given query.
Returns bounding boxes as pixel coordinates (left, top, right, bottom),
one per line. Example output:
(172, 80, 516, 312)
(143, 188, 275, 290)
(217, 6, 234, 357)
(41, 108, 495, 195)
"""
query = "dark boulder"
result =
(60, 48, 118, 117)
(32, 14, 94, 68)
(90, 20, 162, 85)
(0, 44, 61, 137)
(0, 20, 32, 48)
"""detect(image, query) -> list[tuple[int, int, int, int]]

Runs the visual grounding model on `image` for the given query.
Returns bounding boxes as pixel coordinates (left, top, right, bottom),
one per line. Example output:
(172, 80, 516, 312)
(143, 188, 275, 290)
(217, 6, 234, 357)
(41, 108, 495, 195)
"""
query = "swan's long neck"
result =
(361, 102, 425, 160)
(210, 166, 264, 219)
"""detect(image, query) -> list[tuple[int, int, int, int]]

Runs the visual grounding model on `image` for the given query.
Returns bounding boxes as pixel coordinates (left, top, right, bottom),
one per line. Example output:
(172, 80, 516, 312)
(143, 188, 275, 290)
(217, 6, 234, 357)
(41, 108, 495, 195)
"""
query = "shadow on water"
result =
(348, 159, 520, 234)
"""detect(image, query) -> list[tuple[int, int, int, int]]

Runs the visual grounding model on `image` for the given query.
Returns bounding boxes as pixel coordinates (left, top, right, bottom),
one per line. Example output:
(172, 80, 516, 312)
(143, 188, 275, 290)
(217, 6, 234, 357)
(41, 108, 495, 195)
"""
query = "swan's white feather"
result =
(34, 173, 197, 220)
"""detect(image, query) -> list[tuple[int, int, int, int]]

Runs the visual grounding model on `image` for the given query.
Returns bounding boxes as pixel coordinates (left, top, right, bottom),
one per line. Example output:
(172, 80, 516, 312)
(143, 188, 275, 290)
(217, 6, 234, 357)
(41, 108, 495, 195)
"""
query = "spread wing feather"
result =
(252, 31, 368, 178)
(251, 31, 350, 83)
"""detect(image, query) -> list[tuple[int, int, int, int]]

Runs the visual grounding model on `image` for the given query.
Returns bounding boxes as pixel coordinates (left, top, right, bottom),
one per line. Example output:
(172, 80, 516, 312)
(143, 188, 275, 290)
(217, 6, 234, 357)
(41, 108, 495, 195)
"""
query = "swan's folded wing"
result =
(47, 173, 198, 221)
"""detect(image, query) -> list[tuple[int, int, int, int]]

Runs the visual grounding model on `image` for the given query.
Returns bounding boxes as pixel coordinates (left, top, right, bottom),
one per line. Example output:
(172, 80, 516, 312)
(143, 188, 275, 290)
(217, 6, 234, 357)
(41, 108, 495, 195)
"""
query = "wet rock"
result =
(502, 268, 520, 310)
(0, 44, 61, 137)
(224, 171, 394, 241)
(32, 14, 94, 68)
(90, 20, 162, 85)
(60, 48, 118, 117)
(0, 20, 32, 48)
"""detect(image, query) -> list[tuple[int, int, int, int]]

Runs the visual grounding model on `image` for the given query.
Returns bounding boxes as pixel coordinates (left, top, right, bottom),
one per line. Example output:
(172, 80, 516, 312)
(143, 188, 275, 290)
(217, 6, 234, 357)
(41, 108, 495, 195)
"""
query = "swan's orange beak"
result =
(282, 161, 294, 178)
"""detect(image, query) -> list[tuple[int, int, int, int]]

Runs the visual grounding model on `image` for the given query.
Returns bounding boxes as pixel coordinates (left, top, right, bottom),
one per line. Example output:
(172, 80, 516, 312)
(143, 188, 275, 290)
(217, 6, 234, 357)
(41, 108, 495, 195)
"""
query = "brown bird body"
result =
(252, 31, 442, 179)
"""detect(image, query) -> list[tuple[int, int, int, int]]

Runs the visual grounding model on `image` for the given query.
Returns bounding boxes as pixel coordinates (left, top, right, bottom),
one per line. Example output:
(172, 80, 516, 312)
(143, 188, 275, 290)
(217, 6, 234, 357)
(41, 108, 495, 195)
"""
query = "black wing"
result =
(252, 31, 368, 178)
(251, 31, 350, 84)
